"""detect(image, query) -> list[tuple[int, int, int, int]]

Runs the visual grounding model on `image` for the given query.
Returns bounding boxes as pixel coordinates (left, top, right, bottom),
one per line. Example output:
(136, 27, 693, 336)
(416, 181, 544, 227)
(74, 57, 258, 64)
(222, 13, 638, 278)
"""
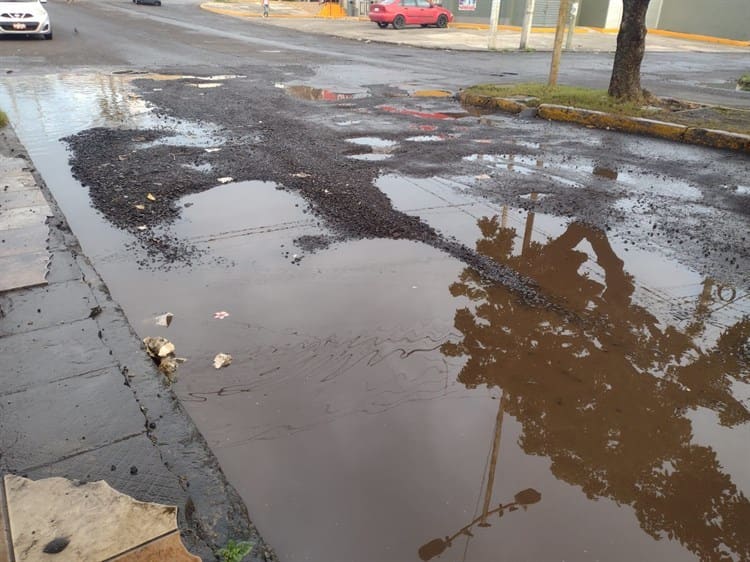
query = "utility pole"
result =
(565, 1, 579, 50)
(519, 0, 535, 50)
(548, 0, 571, 86)
(488, 0, 502, 50)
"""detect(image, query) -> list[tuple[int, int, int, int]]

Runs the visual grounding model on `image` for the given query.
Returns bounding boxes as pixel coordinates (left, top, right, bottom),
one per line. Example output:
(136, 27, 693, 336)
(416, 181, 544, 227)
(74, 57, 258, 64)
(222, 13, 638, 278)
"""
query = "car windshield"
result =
(378, 0, 398, 4)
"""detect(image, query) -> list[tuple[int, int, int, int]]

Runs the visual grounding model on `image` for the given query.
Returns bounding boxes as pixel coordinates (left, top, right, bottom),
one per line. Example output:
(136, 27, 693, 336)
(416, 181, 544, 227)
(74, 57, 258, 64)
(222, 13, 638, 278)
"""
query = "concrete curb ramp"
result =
(461, 93, 750, 154)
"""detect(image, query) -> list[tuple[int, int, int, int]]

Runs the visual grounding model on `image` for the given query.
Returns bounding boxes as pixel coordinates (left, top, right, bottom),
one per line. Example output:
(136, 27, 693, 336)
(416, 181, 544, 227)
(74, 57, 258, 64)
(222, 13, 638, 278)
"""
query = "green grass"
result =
(464, 82, 750, 135)
(0, 110, 7, 128)
(217, 540, 254, 562)
(465, 83, 650, 116)
(738, 74, 750, 91)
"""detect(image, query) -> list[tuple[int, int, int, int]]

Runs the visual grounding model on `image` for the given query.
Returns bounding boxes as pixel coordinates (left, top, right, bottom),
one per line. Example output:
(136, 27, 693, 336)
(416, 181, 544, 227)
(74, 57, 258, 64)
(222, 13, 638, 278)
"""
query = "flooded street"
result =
(2, 3, 749, 557)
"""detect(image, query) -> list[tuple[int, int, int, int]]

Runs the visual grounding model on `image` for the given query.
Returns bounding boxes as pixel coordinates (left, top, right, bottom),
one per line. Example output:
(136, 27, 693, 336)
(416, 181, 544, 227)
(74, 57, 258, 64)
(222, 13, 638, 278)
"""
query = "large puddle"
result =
(1, 74, 749, 562)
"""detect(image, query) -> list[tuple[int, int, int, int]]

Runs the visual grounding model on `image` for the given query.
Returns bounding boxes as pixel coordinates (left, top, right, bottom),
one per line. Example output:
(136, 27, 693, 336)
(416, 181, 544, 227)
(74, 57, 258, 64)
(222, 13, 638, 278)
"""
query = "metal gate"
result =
(533, 0, 560, 27)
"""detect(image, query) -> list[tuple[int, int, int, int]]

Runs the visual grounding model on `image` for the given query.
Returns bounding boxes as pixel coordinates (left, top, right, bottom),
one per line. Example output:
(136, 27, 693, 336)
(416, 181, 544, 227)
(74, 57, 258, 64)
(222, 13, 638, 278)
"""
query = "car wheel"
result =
(44, 31, 52, 40)
(377, 22, 388, 28)
(156, 1, 161, 5)
(420, 24, 427, 27)
(392, 14, 405, 29)
(436, 14, 448, 28)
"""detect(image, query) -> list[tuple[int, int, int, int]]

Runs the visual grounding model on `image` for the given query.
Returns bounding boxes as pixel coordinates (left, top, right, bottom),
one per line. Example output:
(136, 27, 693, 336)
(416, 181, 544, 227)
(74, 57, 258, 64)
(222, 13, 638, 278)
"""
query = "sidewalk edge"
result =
(460, 92, 750, 154)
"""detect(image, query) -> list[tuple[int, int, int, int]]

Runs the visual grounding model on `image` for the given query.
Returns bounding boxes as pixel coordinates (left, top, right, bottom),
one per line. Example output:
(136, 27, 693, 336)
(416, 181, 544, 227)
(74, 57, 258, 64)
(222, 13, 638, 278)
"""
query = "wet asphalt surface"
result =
(2, 1, 749, 561)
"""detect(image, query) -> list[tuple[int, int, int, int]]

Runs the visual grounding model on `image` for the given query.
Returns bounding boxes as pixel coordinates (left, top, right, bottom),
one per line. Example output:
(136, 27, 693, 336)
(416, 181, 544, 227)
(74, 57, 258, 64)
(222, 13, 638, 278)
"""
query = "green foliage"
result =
(0, 110, 7, 128)
(217, 539, 254, 562)
(738, 74, 750, 91)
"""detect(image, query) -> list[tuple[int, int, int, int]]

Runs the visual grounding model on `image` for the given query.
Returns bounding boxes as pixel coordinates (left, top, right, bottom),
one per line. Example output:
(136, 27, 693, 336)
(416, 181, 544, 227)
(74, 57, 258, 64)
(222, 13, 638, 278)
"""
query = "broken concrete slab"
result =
(112, 532, 200, 561)
(3, 475, 193, 562)
(24, 433, 187, 509)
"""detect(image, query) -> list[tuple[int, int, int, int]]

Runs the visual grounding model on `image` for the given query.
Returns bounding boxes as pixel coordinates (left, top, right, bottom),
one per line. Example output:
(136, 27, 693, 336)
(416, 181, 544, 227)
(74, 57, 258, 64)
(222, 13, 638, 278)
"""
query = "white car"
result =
(0, 0, 52, 40)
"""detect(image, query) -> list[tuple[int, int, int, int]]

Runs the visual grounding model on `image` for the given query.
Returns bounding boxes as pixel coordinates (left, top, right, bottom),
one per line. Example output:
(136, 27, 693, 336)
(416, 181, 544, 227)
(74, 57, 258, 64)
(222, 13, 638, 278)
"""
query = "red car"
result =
(369, 0, 453, 29)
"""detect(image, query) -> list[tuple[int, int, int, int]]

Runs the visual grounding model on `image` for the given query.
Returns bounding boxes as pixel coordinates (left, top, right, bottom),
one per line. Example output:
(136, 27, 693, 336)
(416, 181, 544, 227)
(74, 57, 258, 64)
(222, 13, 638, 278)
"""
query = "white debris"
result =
(213, 353, 233, 369)
(154, 312, 174, 327)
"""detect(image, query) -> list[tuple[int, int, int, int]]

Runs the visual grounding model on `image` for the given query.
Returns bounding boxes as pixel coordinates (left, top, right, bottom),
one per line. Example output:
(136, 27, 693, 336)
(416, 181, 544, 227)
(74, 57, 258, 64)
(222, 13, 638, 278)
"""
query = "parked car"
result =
(0, 0, 51, 40)
(369, 0, 453, 29)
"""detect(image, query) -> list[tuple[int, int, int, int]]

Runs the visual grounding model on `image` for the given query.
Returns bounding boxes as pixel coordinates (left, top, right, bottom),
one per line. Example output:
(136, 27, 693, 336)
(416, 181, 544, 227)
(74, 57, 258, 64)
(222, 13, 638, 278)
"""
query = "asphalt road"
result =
(1, 2, 749, 562)
(4, 0, 750, 107)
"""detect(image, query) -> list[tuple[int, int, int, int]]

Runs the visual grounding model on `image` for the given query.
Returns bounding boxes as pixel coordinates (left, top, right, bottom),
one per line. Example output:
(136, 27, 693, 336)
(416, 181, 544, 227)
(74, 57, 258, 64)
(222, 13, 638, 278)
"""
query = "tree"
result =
(608, 0, 652, 100)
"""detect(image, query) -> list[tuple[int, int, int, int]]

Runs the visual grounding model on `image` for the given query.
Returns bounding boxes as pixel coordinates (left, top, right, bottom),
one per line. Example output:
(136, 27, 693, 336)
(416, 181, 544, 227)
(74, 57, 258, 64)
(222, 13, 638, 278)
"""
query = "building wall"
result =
(577, 0, 609, 27)
(448, 0, 750, 40)
(446, 0, 527, 25)
(657, 0, 750, 40)
(645, 0, 663, 29)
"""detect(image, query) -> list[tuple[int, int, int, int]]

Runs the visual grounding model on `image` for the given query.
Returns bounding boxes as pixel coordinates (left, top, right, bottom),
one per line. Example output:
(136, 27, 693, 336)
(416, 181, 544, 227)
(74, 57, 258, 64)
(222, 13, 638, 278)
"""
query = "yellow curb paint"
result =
(585, 26, 750, 45)
(648, 28, 750, 47)
(536, 104, 749, 154)
(537, 104, 688, 141)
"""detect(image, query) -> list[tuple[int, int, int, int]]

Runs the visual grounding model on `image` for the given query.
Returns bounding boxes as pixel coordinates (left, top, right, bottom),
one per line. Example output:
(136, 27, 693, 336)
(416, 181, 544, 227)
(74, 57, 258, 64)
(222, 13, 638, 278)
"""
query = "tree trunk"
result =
(608, 0, 651, 100)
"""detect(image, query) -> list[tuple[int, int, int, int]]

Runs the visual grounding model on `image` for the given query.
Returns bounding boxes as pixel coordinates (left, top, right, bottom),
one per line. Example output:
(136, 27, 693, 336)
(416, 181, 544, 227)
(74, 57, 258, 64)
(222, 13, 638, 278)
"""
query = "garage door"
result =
(533, 0, 560, 27)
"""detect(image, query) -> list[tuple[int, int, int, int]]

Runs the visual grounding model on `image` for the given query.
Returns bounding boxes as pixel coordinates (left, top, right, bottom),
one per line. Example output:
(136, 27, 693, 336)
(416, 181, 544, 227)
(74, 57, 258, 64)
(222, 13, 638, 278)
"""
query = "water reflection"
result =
(441, 213, 750, 560)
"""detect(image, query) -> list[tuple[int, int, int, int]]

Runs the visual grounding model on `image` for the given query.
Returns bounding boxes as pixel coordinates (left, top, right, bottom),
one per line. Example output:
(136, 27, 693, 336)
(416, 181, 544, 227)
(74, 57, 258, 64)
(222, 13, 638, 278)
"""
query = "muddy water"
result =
(2, 74, 749, 562)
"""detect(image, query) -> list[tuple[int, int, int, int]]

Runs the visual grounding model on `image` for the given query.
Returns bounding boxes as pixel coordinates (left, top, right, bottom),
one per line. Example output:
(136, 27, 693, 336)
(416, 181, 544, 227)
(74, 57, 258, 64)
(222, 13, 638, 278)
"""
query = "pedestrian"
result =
(262, 0, 269, 17)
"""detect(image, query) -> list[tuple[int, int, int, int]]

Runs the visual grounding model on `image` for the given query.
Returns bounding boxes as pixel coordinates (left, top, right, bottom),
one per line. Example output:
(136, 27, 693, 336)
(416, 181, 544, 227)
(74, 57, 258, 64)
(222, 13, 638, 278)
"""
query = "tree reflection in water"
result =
(441, 213, 750, 561)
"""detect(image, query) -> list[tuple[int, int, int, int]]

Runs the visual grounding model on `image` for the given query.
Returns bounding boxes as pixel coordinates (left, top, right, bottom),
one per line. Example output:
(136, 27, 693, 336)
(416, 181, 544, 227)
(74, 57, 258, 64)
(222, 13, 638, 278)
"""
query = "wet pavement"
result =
(1, 2, 749, 561)
(2, 66, 748, 562)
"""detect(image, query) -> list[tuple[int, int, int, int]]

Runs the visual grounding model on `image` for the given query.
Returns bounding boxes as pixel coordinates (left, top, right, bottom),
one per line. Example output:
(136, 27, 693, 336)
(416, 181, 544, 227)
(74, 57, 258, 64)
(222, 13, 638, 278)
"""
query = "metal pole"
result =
(519, 0, 535, 50)
(565, 1, 579, 50)
(488, 0, 502, 50)
(548, 0, 571, 86)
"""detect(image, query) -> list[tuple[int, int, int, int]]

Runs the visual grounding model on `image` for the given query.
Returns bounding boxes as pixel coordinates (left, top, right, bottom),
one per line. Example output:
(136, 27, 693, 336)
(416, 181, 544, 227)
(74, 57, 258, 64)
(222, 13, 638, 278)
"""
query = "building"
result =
(442, 0, 750, 42)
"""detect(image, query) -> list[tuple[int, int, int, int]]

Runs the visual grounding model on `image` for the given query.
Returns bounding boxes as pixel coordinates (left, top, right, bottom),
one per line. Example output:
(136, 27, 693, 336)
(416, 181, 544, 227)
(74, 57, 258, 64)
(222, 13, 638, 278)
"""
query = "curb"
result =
(459, 92, 526, 114)
(0, 124, 279, 562)
(460, 92, 750, 154)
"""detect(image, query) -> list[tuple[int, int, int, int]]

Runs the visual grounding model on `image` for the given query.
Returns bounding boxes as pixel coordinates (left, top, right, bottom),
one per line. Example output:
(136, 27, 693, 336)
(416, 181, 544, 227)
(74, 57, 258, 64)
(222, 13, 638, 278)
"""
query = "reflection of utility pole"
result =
(417, 392, 541, 561)
(522, 193, 538, 255)
(548, 0, 571, 86)
(479, 393, 506, 526)
(519, 0, 535, 50)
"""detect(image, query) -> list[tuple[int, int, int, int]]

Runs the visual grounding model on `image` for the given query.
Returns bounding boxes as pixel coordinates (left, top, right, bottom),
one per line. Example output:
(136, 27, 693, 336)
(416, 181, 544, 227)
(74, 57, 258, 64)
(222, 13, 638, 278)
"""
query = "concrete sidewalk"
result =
(0, 124, 275, 561)
(202, 1, 750, 53)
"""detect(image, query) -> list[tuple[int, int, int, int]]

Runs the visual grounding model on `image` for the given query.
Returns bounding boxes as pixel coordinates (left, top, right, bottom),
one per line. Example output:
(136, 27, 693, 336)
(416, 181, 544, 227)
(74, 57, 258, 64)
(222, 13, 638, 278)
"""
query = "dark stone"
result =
(43, 537, 70, 554)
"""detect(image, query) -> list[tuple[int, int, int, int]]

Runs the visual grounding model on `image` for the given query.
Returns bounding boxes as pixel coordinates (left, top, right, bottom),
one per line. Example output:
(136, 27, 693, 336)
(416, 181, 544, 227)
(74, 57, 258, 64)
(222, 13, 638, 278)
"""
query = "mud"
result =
(62, 72, 556, 305)
(60, 71, 749, 290)
(5, 67, 750, 562)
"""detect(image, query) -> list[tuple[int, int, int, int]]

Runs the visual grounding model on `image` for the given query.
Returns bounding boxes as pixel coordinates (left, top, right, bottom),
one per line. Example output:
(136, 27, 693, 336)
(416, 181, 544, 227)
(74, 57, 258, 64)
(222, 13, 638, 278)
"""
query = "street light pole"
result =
(488, 0, 502, 50)
(548, 0, 571, 86)
(519, 0, 535, 50)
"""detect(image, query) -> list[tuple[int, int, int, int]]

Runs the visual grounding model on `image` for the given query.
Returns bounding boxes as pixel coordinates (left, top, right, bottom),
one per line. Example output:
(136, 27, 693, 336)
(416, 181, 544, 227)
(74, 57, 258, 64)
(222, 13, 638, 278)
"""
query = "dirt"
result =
(63, 68, 748, 294)
(63, 70, 553, 305)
